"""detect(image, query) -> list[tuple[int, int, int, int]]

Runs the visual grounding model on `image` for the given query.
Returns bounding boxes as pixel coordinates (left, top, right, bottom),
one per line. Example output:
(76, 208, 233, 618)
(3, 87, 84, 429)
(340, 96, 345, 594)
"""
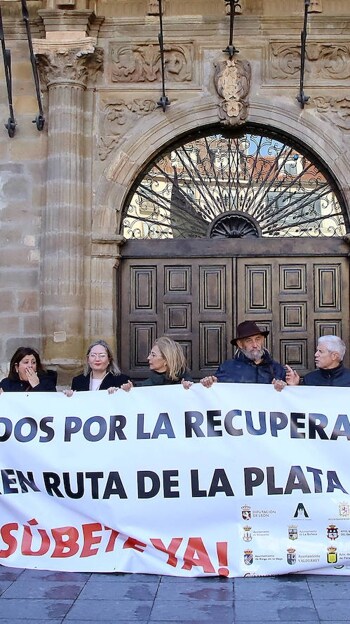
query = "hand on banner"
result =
(181, 379, 193, 389)
(63, 389, 74, 397)
(114, 380, 134, 393)
(200, 375, 218, 388)
(272, 378, 287, 392)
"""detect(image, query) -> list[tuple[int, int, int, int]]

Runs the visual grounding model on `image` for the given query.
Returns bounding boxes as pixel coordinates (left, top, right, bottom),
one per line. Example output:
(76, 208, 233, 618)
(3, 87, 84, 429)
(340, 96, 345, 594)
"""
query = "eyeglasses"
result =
(89, 353, 108, 359)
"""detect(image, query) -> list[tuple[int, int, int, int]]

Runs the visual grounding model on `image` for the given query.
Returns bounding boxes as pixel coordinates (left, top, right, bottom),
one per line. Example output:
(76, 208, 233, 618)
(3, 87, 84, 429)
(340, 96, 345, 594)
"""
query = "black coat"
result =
(0, 370, 57, 392)
(71, 371, 130, 391)
(302, 363, 350, 387)
(140, 369, 193, 386)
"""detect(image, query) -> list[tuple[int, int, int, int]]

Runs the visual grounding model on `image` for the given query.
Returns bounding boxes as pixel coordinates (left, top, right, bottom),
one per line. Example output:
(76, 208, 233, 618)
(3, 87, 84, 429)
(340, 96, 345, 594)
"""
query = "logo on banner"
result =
(241, 505, 251, 520)
(293, 503, 309, 518)
(327, 547, 338, 564)
(243, 526, 252, 542)
(288, 525, 298, 540)
(327, 524, 339, 540)
(339, 502, 350, 518)
(287, 548, 296, 565)
(244, 550, 254, 565)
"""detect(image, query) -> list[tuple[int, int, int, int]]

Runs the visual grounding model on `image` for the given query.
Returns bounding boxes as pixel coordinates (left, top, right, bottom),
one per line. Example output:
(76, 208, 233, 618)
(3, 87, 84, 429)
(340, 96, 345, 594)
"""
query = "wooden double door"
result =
(118, 238, 349, 381)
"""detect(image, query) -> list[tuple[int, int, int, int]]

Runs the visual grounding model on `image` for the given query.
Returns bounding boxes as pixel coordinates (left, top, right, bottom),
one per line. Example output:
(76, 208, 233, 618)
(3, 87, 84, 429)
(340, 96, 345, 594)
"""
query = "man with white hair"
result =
(286, 335, 350, 386)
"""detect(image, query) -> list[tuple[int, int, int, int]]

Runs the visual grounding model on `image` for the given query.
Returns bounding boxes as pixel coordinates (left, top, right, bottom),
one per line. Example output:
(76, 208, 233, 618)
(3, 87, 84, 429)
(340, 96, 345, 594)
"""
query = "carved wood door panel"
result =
(119, 256, 233, 381)
(236, 257, 349, 375)
(118, 239, 349, 380)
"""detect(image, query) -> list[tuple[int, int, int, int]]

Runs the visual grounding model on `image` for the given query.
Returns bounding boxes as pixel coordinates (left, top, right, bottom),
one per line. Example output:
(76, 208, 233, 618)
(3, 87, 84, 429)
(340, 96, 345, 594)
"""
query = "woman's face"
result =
(88, 345, 109, 374)
(16, 354, 37, 381)
(147, 345, 167, 373)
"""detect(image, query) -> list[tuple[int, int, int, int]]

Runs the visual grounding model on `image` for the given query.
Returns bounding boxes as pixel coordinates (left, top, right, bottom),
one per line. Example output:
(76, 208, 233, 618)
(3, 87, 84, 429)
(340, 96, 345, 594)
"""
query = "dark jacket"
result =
(302, 363, 350, 387)
(140, 369, 193, 386)
(71, 371, 130, 391)
(0, 370, 57, 392)
(215, 350, 286, 384)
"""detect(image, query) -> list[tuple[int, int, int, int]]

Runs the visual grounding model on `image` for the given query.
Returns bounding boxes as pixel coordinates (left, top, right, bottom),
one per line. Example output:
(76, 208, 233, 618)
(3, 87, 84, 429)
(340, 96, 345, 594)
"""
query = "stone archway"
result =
(94, 96, 350, 238)
(92, 96, 350, 359)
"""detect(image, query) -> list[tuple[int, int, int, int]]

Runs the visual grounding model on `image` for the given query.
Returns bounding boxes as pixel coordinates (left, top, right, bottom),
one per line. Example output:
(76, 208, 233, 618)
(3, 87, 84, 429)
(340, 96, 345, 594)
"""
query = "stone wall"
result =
(0, 0, 350, 383)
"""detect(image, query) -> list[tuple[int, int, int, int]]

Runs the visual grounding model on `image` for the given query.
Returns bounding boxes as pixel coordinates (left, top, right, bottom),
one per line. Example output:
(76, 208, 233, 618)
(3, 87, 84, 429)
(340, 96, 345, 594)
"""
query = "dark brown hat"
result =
(231, 320, 269, 346)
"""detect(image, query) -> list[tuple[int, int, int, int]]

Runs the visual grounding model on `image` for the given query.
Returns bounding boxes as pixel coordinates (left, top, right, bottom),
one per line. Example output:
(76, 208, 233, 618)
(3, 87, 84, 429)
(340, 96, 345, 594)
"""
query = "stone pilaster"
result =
(33, 28, 103, 376)
(90, 235, 126, 363)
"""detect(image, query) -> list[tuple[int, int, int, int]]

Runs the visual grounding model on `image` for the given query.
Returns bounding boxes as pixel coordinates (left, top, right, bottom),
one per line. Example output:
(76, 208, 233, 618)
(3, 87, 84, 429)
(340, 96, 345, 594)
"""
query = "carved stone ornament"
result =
(314, 96, 350, 131)
(111, 43, 192, 83)
(309, 0, 322, 12)
(147, 0, 160, 15)
(98, 98, 157, 160)
(33, 39, 103, 88)
(214, 58, 251, 125)
(270, 43, 350, 83)
(225, 1, 244, 15)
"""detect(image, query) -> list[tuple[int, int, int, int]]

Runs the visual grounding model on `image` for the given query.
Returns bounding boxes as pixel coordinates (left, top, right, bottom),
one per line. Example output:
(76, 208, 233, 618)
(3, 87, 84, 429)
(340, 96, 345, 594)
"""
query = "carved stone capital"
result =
(214, 57, 251, 125)
(33, 38, 103, 88)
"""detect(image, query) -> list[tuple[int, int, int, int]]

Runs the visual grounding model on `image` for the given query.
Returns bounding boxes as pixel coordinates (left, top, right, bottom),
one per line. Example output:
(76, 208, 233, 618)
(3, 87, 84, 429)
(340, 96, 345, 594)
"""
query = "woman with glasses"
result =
(66, 340, 130, 395)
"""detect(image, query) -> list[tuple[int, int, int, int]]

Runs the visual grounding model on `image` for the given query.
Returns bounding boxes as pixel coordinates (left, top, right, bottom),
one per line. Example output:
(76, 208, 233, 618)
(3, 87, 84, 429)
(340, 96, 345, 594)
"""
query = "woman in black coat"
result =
(0, 347, 57, 392)
(67, 340, 129, 394)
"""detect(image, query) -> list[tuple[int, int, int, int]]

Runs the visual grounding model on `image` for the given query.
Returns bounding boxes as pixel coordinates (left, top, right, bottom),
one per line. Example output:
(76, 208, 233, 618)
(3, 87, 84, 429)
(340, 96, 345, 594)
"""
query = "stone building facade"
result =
(1, 0, 350, 384)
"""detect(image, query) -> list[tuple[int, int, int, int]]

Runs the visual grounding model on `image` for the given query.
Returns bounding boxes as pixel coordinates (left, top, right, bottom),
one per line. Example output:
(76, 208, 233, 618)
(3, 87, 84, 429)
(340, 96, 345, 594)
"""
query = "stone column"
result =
(34, 22, 102, 378)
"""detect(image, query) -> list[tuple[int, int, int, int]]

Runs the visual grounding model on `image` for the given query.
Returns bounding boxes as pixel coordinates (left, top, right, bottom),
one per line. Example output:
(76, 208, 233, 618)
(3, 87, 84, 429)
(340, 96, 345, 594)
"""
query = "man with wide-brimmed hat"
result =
(201, 320, 286, 387)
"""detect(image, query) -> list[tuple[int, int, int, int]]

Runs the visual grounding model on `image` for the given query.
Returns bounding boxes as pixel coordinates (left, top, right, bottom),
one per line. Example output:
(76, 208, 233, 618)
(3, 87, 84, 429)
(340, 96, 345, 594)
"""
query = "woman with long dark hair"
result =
(0, 347, 57, 392)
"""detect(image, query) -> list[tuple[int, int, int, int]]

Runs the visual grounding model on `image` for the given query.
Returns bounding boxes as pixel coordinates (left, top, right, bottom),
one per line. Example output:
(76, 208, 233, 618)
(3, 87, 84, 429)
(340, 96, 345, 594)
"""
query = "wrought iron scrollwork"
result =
(209, 211, 261, 238)
(122, 129, 346, 240)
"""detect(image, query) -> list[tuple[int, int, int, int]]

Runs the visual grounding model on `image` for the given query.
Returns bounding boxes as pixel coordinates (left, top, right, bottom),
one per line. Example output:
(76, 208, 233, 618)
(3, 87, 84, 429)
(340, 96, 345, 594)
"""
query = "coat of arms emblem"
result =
(244, 549, 253, 565)
(287, 548, 296, 565)
(327, 525, 339, 540)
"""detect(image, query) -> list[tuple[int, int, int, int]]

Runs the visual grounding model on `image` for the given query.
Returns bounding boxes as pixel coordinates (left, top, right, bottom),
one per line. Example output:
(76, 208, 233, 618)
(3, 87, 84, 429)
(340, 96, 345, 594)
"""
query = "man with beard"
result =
(200, 320, 287, 388)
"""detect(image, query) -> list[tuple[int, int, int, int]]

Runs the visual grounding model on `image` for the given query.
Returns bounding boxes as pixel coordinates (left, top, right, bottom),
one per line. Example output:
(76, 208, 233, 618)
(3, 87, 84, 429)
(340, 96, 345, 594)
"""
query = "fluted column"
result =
(34, 28, 102, 375)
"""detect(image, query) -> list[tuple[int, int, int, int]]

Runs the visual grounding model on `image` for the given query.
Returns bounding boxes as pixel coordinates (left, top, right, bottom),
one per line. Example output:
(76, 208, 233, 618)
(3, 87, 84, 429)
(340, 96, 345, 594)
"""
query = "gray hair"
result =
(318, 335, 346, 361)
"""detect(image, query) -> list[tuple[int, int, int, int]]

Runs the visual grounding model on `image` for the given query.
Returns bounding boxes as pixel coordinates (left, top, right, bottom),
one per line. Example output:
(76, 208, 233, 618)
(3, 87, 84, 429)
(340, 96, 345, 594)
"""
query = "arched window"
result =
(122, 125, 347, 239)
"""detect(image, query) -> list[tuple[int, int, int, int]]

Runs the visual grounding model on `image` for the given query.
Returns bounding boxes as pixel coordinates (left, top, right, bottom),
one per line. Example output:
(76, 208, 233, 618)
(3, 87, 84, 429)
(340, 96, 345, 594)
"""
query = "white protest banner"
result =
(0, 383, 350, 577)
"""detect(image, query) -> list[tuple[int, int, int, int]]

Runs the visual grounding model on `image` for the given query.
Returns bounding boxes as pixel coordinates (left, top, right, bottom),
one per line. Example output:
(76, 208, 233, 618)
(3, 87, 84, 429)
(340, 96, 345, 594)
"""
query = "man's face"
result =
(237, 334, 265, 362)
(315, 343, 339, 370)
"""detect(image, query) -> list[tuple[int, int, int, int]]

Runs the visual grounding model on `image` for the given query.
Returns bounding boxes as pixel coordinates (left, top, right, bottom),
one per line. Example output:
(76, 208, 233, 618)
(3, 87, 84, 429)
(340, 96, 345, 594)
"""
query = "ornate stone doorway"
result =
(118, 125, 349, 380)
